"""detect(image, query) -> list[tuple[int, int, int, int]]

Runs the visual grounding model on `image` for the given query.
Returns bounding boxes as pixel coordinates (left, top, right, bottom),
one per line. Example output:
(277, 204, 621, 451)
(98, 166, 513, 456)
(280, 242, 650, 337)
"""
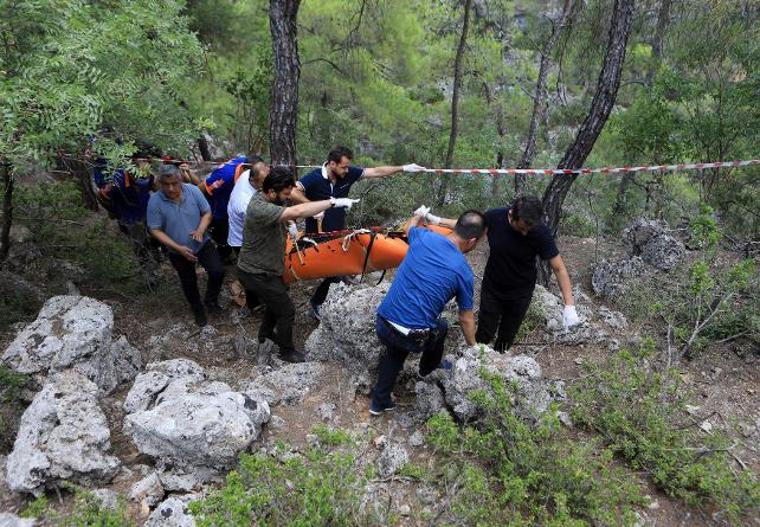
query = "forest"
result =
(0, 0, 759, 526)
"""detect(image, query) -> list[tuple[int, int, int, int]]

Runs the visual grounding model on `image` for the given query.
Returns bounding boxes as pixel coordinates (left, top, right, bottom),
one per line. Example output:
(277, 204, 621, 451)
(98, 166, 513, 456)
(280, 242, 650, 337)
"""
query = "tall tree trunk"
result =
(539, 0, 634, 285)
(542, 0, 635, 236)
(62, 157, 99, 211)
(516, 0, 575, 194)
(197, 134, 211, 161)
(269, 0, 301, 168)
(0, 162, 14, 262)
(645, 0, 671, 85)
(437, 0, 473, 207)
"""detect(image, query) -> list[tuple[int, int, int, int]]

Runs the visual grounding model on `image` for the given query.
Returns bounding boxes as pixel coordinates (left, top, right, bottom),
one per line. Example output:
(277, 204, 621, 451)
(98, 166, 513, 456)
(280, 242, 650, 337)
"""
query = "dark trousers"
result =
(372, 316, 448, 406)
(231, 247, 260, 310)
(311, 276, 342, 307)
(168, 242, 225, 310)
(238, 270, 295, 354)
(210, 217, 232, 261)
(475, 286, 533, 352)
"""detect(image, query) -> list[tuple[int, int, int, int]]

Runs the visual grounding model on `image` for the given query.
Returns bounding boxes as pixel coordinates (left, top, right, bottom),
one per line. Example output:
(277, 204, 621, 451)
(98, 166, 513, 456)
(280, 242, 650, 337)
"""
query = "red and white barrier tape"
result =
(294, 159, 760, 176)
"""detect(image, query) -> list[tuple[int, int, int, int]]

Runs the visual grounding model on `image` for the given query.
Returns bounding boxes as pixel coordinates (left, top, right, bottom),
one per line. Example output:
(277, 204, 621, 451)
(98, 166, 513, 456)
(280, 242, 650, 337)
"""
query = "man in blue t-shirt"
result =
(290, 146, 426, 319)
(369, 209, 485, 416)
(148, 164, 226, 327)
(201, 155, 248, 262)
(423, 195, 580, 352)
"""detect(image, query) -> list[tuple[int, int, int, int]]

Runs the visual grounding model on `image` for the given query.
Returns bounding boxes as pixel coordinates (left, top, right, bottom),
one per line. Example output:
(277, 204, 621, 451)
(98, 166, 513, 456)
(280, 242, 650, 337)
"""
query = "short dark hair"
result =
(248, 155, 264, 165)
(159, 163, 179, 179)
(454, 209, 486, 240)
(263, 166, 295, 193)
(511, 195, 543, 226)
(327, 146, 353, 164)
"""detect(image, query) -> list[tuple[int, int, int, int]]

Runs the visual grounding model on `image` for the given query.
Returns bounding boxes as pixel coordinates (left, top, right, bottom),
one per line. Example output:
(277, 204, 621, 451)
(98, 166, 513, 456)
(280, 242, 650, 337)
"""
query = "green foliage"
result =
(21, 487, 133, 526)
(312, 424, 353, 447)
(571, 347, 760, 520)
(0, 367, 29, 452)
(426, 374, 645, 526)
(190, 442, 378, 527)
(0, 367, 28, 402)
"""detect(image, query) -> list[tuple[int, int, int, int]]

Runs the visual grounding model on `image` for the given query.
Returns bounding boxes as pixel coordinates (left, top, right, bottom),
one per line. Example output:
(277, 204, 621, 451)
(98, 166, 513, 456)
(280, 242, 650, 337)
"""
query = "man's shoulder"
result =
(528, 223, 554, 241)
(299, 168, 322, 186)
(147, 191, 163, 206)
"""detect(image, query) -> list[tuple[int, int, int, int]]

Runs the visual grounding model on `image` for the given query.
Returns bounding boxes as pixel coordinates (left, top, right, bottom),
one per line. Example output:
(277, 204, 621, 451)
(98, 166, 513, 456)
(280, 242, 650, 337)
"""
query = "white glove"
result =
(425, 212, 442, 225)
(403, 163, 426, 173)
(288, 221, 298, 240)
(312, 211, 325, 221)
(331, 197, 360, 209)
(413, 205, 430, 218)
(562, 305, 580, 328)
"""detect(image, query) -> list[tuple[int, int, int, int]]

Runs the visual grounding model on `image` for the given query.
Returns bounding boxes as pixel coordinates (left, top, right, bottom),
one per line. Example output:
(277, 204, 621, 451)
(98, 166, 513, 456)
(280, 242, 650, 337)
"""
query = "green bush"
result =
(0, 367, 29, 452)
(570, 344, 760, 521)
(21, 487, 133, 526)
(190, 440, 379, 527)
(425, 372, 645, 526)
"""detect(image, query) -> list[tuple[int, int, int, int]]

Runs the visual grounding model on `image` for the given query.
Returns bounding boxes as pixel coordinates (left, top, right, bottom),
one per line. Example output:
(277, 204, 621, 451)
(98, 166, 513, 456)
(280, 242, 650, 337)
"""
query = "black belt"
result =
(381, 317, 434, 345)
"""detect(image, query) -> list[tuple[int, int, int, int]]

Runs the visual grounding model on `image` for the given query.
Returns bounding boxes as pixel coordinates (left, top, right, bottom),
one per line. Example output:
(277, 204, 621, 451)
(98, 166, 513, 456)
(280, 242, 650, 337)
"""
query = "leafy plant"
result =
(571, 346, 760, 521)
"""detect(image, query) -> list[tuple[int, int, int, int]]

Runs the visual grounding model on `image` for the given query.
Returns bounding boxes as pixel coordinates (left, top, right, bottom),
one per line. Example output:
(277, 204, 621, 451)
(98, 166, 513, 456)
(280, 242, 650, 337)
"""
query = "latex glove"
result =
(403, 163, 426, 173)
(331, 197, 360, 209)
(425, 212, 442, 225)
(562, 305, 580, 328)
(413, 205, 430, 218)
(288, 221, 298, 240)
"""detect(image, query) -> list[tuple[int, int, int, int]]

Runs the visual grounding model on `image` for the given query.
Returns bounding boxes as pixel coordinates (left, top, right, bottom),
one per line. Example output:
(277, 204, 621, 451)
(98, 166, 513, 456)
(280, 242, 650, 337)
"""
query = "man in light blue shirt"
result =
(147, 164, 225, 326)
(370, 208, 485, 415)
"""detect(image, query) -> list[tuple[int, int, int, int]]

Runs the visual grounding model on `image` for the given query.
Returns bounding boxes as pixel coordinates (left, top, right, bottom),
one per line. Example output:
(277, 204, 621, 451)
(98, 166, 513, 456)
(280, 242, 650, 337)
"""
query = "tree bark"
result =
(542, 0, 635, 236)
(516, 0, 575, 194)
(645, 0, 672, 85)
(197, 134, 211, 161)
(269, 0, 302, 168)
(0, 162, 14, 262)
(438, 0, 473, 207)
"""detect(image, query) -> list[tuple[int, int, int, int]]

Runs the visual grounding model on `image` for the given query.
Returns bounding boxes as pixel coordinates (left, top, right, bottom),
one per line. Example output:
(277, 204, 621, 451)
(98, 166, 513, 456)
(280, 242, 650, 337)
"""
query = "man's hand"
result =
(190, 230, 204, 243)
(312, 211, 325, 221)
(331, 198, 360, 209)
(403, 163, 426, 173)
(178, 246, 198, 262)
(288, 221, 298, 240)
(562, 305, 580, 328)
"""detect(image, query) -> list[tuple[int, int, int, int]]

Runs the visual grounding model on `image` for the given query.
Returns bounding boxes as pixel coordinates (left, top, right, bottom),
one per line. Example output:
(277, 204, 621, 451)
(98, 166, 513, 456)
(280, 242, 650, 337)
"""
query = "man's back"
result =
(378, 227, 473, 329)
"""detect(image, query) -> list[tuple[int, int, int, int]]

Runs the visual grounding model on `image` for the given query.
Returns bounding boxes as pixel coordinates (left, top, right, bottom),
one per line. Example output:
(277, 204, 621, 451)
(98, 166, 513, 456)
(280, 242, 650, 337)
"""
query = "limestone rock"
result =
(377, 442, 409, 478)
(129, 472, 164, 508)
(441, 346, 552, 422)
(144, 496, 196, 527)
(123, 359, 270, 477)
(0, 513, 36, 527)
(304, 283, 389, 389)
(414, 381, 446, 420)
(591, 256, 647, 298)
(5, 371, 120, 494)
(623, 218, 685, 271)
(92, 488, 120, 510)
(243, 362, 324, 406)
(1, 296, 142, 394)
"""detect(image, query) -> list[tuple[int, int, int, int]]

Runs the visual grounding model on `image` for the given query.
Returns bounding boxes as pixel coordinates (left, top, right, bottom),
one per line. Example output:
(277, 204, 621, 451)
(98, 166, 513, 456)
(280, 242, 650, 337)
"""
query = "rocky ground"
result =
(1, 223, 758, 526)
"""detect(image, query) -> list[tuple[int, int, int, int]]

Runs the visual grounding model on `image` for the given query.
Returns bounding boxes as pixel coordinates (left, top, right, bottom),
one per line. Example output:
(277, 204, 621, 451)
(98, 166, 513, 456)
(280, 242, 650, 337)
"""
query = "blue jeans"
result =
(372, 316, 448, 407)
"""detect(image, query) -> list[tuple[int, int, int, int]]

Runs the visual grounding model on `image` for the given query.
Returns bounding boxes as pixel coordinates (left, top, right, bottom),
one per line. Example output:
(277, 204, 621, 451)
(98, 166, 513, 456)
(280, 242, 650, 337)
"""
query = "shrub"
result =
(425, 372, 645, 526)
(190, 440, 379, 527)
(21, 486, 133, 526)
(570, 344, 760, 521)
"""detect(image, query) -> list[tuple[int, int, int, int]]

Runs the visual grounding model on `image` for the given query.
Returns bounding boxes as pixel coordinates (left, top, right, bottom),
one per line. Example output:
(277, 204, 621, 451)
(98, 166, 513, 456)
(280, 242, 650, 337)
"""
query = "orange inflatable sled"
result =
(282, 224, 452, 284)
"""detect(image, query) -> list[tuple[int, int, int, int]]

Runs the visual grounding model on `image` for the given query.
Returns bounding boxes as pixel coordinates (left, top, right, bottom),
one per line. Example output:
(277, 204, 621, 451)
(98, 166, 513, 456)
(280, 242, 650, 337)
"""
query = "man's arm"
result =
(149, 228, 197, 262)
(279, 198, 358, 222)
(363, 163, 426, 179)
(458, 310, 477, 346)
(191, 211, 212, 242)
(548, 255, 574, 306)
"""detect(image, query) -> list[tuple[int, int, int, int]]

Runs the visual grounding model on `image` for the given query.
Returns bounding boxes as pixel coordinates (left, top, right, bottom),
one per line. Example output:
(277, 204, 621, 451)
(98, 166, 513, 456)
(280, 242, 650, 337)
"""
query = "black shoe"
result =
(192, 304, 207, 327)
(205, 301, 223, 316)
(279, 350, 306, 363)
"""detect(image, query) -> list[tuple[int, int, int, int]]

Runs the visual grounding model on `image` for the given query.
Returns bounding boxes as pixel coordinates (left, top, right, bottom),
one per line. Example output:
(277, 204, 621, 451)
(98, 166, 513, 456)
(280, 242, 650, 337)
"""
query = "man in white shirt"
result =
(227, 155, 270, 252)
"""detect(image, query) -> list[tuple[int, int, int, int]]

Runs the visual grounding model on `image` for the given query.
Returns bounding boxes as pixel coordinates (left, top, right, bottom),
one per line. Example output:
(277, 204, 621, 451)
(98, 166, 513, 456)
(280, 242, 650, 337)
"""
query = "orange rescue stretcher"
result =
(282, 224, 452, 284)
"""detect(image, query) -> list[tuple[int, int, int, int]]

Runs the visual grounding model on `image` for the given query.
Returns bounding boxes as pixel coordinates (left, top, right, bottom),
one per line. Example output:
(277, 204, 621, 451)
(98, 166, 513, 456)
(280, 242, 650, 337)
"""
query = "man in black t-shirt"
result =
(422, 195, 580, 352)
